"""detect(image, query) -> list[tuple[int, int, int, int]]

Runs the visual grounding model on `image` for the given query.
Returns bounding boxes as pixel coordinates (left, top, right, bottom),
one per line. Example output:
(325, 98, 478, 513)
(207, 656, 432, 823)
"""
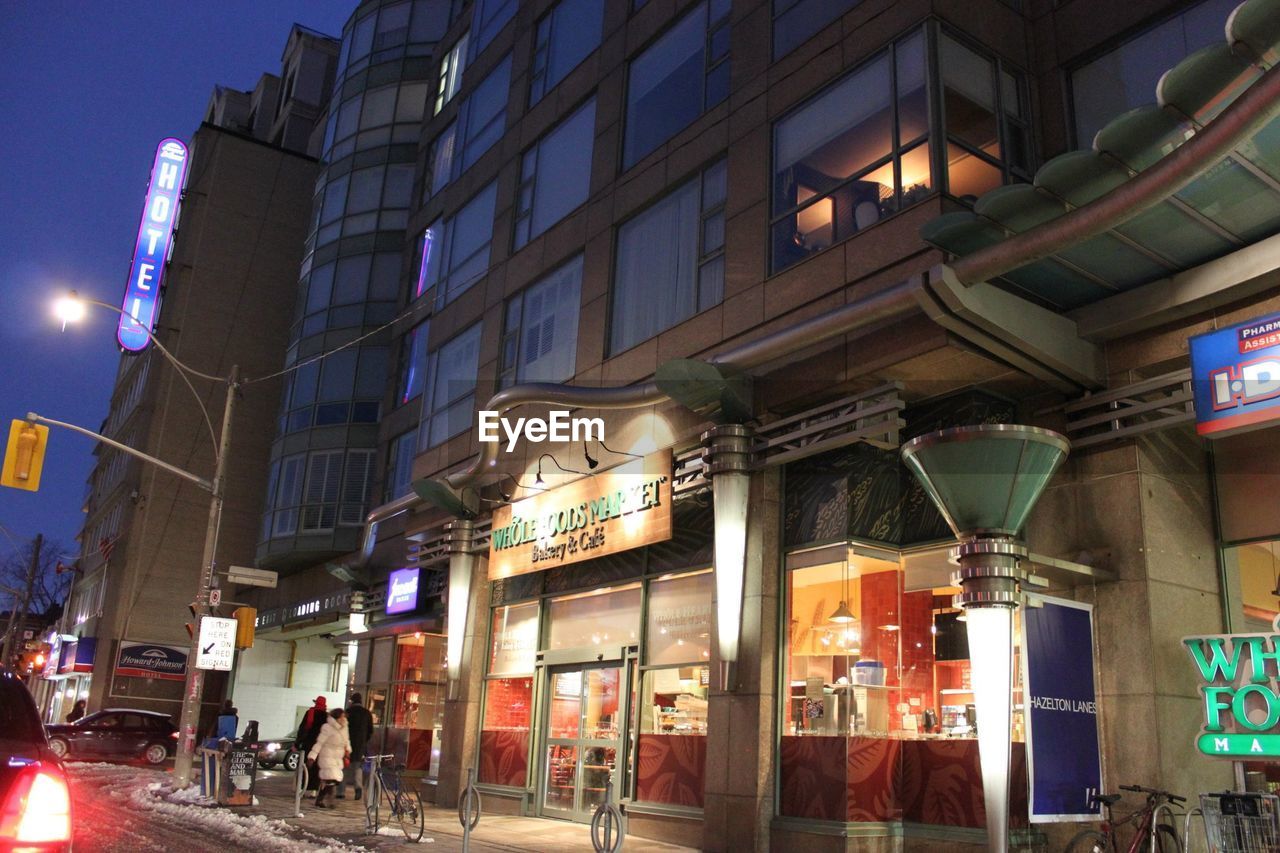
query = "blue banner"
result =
(1021, 597, 1102, 822)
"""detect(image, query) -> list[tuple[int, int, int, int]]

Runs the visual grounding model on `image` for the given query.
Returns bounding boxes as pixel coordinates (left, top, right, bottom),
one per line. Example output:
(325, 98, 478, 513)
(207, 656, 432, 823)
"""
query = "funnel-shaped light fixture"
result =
(703, 424, 753, 691)
(901, 424, 1068, 853)
(828, 601, 856, 623)
(444, 519, 477, 700)
(899, 424, 1068, 540)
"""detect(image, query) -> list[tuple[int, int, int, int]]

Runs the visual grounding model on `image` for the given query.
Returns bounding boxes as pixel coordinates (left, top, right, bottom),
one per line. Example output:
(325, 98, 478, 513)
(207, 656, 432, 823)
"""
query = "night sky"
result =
(0, 2, 355, 565)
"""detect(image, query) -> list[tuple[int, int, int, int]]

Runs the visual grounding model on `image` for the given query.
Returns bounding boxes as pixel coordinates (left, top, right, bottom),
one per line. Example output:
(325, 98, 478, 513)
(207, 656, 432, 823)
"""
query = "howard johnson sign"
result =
(115, 641, 188, 681)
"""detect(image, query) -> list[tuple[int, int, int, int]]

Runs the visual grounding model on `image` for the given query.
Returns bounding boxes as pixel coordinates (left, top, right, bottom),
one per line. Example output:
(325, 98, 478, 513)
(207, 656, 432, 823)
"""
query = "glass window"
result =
(382, 163, 414, 210)
(435, 35, 469, 115)
(529, 0, 605, 105)
(610, 159, 726, 353)
(472, 0, 516, 58)
(398, 320, 429, 404)
(374, 2, 411, 51)
(355, 346, 388, 396)
(333, 255, 370, 305)
(395, 82, 429, 123)
(459, 56, 512, 173)
(623, 0, 730, 169)
(546, 584, 642, 651)
(369, 253, 401, 301)
(272, 453, 305, 536)
(514, 99, 595, 249)
(385, 633, 446, 775)
(1070, 0, 1237, 147)
(489, 602, 539, 675)
(645, 570, 713, 666)
(340, 449, 376, 524)
(635, 666, 709, 805)
(424, 182, 499, 307)
(385, 428, 418, 500)
(318, 350, 358, 401)
(347, 167, 386, 214)
(321, 173, 349, 224)
(427, 122, 457, 198)
(335, 95, 363, 142)
(350, 13, 377, 63)
(302, 449, 344, 531)
(420, 322, 482, 448)
(305, 264, 335, 314)
(478, 675, 533, 785)
(362, 86, 398, 129)
(773, 0, 860, 59)
(500, 255, 582, 386)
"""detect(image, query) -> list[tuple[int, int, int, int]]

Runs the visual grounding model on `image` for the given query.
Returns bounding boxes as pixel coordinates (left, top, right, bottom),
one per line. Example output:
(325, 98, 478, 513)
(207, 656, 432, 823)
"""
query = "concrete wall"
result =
(231, 635, 347, 739)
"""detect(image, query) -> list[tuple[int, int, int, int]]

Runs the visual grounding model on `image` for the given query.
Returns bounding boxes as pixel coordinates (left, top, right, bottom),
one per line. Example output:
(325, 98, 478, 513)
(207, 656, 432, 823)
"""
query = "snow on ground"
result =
(67, 763, 370, 852)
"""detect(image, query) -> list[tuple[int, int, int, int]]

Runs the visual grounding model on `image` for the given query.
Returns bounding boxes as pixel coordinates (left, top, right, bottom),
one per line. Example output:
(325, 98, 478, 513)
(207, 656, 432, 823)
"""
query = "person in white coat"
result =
(307, 708, 351, 808)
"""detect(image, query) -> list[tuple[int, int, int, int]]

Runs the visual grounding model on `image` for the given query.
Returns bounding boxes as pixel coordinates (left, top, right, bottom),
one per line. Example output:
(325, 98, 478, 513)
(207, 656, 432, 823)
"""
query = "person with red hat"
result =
(296, 696, 329, 791)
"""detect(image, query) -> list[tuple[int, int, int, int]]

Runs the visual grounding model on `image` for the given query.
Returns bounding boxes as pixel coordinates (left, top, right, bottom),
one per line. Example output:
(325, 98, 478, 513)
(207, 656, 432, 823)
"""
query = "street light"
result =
(53, 290, 237, 787)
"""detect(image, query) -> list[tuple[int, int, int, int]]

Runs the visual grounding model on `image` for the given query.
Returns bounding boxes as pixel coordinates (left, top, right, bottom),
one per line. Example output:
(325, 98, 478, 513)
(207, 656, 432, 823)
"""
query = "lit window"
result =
(435, 34, 469, 115)
(501, 255, 583, 387)
(611, 159, 725, 354)
(420, 323, 482, 448)
(514, 99, 596, 249)
(398, 321, 429, 405)
(529, 0, 605, 105)
(623, 0, 729, 169)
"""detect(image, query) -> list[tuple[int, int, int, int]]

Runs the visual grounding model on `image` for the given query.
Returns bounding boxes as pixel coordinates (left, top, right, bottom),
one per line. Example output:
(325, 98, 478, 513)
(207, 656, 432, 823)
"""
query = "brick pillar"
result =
(702, 467, 780, 852)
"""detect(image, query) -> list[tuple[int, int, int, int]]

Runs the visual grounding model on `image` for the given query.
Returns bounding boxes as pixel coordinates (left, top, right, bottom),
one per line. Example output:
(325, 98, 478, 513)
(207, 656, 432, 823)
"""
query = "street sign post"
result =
(195, 616, 237, 671)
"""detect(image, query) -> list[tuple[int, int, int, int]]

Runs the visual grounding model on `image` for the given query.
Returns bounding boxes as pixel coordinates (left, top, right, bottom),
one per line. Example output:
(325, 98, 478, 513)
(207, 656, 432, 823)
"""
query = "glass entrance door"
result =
(540, 665, 622, 821)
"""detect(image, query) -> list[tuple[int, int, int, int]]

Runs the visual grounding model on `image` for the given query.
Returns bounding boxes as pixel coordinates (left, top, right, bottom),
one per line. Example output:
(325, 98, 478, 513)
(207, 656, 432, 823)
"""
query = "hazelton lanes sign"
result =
(488, 449, 673, 580)
(1184, 614, 1280, 757)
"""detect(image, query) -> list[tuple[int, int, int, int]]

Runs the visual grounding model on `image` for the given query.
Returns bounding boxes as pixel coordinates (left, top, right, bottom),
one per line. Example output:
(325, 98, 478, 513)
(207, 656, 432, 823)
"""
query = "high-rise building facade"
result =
(209, 0, 1280, 849)
(46, 26, 339, 730)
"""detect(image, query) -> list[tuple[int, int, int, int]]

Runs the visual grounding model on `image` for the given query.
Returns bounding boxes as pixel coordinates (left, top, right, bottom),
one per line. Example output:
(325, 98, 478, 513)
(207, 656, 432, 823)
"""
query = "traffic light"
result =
(232, 607, 256, 650)
(1, 420, 49, 492)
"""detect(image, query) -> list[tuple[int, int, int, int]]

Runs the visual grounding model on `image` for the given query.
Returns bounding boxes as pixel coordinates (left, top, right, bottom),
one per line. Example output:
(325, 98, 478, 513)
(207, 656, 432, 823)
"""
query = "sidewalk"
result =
(246, 768, 697, 851)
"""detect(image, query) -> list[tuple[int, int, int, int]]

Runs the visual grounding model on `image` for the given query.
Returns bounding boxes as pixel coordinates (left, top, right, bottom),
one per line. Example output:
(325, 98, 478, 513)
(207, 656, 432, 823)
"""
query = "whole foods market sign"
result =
(1184, 615, 1280, 757)
(488, 450, 673, 580)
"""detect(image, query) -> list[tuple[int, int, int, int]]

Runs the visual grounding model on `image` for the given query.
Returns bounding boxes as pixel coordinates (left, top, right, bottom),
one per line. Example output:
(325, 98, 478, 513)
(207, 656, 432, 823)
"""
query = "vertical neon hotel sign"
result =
(118, 138, 189, 352)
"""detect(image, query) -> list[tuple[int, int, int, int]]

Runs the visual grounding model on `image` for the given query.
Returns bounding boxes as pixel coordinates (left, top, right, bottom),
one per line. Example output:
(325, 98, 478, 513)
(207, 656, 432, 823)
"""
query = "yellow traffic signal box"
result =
(233, 607, 256, 649)
(1, 420, 49, 492)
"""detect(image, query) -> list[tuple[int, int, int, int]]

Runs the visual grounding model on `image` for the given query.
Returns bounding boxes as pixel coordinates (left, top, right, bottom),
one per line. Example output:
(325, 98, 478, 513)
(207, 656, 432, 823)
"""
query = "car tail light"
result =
(0, 764, 72, 845)
(170, 731, 179, 739)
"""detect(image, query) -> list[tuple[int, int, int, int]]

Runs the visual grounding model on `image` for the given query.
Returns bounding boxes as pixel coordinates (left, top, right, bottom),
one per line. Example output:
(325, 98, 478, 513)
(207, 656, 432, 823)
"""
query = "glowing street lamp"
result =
(901, 425, 1068, 853)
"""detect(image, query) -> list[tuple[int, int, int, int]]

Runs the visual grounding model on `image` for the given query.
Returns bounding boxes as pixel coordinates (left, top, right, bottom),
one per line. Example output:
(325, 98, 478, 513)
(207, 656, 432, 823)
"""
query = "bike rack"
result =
(590, 780, 624, 853)
(1150, 803, 1181, 853)
(293, 758, 309, 817)
(1182, 807, 1207, 853)
(458, 766, 481, 853)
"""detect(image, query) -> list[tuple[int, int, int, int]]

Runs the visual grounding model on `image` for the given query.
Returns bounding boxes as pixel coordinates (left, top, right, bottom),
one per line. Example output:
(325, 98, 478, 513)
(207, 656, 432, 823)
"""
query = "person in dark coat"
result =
(296, 696, 329, 790)
(65, 700, 86, 723)
(337, 692, 374, 799)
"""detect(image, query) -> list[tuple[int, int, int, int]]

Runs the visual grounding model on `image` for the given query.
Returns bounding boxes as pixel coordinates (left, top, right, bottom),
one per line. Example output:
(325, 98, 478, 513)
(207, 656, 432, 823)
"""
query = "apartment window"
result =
(426, 122, 457, 199)
(340, 449, 377, 525)
(529, 0, 605, 105)
(773, 0, 860, 60)
(611, 159, 726, 354)
(421, 182, 498, 307)
(1070, 0, 1235, 146)
(386, 429, 419, 501)
(435, 35, 469, 114)
(373, 2, 411, 51)
(472, 0, 516, 58)
(273, 453, 305, 536)
(501, 255, 583, 387)
(514, 99, 596, 250)
(420, 323, 483, 449)
(623, 0, 729, 169)
(459, 56, 512, 173)
(399, 321, 429, 405)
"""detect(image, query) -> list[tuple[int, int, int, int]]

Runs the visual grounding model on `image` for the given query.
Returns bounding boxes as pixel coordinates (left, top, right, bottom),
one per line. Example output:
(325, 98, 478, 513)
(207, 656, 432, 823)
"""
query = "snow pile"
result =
(66, 764, 369, 852)
(376, 824, 433, 843)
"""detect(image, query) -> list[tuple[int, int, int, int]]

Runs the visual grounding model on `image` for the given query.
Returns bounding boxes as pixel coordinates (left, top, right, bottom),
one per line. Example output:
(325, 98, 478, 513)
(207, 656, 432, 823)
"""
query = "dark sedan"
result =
(46, 709, 178, 765)
(255, 737, 301, 772)
(0, 667, 72, 850)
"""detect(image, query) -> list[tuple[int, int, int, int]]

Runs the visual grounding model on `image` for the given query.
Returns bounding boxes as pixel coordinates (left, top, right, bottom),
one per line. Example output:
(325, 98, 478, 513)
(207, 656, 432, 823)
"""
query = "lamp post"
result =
(900, 425, 1068, 853)
(53, 292, 237, 786)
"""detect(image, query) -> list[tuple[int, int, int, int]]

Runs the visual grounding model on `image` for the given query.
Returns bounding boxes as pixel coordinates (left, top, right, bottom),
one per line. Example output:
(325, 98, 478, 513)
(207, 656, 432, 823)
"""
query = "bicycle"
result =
(364, 753, 425, 842)
(1066, 785, 1186, 853)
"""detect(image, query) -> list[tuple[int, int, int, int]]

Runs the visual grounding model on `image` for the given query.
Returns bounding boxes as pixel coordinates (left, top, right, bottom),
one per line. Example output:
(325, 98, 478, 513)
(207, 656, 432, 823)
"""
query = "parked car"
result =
(0, 667, 72, 851)
(45, 708, 178, 765)
(255, 737, 301, 772)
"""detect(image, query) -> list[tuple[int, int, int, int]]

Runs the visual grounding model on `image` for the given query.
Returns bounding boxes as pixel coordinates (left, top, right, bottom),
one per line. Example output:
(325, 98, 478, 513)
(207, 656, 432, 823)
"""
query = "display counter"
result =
(778, 734, 1028, 826)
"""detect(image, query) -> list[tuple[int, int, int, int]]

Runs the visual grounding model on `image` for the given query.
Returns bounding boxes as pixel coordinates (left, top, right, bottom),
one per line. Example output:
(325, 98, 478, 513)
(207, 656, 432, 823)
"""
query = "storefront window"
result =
(479, 603, 539, 786)
(386, 633, 445, 776)
(546, 584, 641, 651)
(779, 546, 1028, 828)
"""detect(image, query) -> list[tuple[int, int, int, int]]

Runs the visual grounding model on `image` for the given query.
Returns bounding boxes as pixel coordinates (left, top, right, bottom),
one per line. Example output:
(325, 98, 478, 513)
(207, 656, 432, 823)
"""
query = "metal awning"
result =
(921, 0, 1280, 311)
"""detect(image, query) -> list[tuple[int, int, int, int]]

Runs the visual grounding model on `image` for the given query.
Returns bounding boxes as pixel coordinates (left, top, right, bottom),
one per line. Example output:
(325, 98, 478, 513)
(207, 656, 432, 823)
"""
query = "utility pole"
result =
(1, 533, 42, 666)
(173, 366, 238, 786)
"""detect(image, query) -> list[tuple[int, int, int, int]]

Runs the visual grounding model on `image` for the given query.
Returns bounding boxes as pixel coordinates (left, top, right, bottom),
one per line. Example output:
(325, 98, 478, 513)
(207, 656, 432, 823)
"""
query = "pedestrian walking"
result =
(65, 699, 86, 723)
(308, 708, 351, 809)
(296, 696, 329, 790)
(338, 692, 373, 800)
